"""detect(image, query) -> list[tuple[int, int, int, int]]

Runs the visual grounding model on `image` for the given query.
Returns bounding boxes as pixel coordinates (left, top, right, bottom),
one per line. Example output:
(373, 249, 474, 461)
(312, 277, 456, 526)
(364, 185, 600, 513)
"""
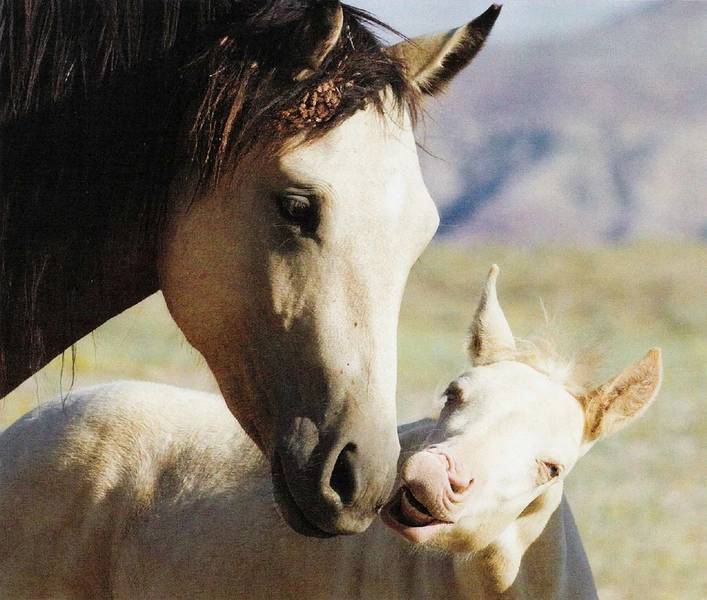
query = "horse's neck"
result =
(454, 489, 598, 600)
(0, 213, 159, 397)
(1, 55, 186, 398)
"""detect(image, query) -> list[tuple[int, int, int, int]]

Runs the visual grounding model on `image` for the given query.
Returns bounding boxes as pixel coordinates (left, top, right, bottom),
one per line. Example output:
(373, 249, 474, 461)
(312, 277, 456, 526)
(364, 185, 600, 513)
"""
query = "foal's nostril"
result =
(329, 443, 359, 506)
(450, 478, 474, 495)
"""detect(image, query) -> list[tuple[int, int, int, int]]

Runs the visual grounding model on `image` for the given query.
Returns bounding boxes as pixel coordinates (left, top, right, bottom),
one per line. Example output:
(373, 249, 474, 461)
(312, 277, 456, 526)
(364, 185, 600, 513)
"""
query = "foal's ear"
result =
(580, 348, 662, 445)
(467, 264, 516, 365)
(291, 0, 344, 81)
(386, 4, 501, 96)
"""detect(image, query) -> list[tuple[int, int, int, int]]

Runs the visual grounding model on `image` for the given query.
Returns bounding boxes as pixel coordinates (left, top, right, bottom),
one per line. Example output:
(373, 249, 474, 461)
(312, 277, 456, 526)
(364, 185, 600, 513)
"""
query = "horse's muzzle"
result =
(271, 435, 398, 537)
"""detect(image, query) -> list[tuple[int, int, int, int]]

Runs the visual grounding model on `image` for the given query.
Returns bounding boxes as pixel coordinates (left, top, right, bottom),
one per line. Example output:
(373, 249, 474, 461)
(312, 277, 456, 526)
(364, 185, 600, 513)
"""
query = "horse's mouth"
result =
(271, 453, 336, 539)
(380, 486, 451, 543)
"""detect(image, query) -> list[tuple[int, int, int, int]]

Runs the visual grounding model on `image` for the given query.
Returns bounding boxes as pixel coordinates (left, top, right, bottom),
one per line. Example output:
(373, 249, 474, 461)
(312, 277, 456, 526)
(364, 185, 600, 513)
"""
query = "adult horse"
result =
(0, 1, 501, 537)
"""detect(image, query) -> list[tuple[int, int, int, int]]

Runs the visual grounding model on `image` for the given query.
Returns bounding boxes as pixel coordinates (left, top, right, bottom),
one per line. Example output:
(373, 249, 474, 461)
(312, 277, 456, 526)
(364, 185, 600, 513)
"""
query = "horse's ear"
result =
(580, 348, 662, 447)
(467, 264, 516, 365)
(386, 4, 501, 96)
(290, 0, 344, 81)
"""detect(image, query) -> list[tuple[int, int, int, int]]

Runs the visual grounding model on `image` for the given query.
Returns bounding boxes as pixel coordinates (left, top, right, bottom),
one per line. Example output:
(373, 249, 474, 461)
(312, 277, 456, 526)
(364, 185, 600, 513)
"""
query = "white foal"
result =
(382, 266, 662, 598)
(0, 267, 661, 599)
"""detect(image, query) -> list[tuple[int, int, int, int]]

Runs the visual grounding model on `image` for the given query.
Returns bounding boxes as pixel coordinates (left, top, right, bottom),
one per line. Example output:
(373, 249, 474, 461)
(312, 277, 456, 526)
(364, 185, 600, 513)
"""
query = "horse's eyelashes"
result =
(276, 194, 319, 235)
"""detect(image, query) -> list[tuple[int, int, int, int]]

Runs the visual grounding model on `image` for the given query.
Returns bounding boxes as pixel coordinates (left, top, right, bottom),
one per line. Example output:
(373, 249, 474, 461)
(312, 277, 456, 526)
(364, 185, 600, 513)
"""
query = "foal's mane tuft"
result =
(511, 332, 601, 399)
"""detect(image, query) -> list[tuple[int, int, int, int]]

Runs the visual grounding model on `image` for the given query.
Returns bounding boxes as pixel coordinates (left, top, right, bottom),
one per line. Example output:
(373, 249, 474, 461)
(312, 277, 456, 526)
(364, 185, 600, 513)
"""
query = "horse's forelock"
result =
(188, 6, 421, 186)
(511, 335, 603, 400)
(0, 1, 419, 177)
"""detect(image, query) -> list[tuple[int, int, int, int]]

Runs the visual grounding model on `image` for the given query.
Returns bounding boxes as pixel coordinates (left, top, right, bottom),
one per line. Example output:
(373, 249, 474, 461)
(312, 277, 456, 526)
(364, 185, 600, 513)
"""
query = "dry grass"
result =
(2, 241, 705, 599)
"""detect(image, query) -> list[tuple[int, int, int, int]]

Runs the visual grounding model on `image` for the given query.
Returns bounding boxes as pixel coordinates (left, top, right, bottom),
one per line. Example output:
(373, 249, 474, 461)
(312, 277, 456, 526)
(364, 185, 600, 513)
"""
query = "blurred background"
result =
(2, 2, 705, 599)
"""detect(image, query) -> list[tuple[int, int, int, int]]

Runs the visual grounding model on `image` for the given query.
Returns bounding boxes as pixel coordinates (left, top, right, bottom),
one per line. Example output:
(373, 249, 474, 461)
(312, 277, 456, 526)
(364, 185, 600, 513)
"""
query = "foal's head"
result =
(383, 266, 662, 553)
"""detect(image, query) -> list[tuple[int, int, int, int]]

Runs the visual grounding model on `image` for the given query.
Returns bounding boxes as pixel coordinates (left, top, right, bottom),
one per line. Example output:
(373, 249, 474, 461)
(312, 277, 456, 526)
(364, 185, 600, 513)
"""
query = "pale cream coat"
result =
(0, 382, 595, 600)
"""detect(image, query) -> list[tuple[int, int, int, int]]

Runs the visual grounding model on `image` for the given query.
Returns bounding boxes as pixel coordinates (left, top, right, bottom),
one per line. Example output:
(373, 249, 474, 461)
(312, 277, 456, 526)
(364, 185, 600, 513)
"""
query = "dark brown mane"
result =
(0, 1, 418, 180)
(0, 0, 344, 123)
(0, 0, 420, 394)
(187, 4, 420, 182)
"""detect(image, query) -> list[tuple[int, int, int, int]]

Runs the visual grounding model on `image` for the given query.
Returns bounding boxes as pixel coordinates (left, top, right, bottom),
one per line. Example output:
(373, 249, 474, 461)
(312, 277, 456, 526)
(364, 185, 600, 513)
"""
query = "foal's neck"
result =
(454, 488, 597, 600)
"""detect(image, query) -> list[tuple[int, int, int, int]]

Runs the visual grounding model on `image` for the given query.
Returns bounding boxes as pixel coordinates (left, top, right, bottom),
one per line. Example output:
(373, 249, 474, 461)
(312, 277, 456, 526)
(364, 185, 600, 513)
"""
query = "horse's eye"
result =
(277, 194, 318, 234)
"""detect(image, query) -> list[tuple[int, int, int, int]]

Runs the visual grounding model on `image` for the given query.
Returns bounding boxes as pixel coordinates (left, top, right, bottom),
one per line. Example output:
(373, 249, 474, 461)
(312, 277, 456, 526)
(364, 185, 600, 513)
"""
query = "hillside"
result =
(418, 2, 707, 243)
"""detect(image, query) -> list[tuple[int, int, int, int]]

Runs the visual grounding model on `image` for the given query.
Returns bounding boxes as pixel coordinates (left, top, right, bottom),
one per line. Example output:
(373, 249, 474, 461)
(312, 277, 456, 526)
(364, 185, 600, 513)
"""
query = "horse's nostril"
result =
(329, 443, 359, 506)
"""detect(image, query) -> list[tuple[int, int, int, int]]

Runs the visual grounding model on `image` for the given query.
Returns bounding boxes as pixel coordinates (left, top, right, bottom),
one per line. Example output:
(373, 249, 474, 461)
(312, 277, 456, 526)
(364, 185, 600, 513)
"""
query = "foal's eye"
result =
(541, 461, 562, 481)
(443, 381, 465, 407)
(276, 194, 319, 235)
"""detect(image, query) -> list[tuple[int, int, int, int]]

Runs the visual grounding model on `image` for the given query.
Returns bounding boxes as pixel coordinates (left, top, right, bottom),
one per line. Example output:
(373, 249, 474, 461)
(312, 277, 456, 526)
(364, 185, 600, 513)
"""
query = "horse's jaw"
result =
(271, 453, 338, 538)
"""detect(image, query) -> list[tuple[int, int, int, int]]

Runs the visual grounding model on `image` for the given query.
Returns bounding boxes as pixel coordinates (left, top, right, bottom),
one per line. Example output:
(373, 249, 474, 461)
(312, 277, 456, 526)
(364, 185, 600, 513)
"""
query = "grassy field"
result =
(2, 241, 705, 599)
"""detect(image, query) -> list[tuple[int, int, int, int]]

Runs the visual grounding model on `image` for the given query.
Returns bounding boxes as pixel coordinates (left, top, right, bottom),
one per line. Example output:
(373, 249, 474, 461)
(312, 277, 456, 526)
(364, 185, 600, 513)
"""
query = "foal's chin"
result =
(381, 488, 498, 554)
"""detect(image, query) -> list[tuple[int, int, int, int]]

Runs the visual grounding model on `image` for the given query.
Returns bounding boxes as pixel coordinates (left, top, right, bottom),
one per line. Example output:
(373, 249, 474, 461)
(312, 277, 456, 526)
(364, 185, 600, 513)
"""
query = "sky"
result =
(347, 1, 641, 45)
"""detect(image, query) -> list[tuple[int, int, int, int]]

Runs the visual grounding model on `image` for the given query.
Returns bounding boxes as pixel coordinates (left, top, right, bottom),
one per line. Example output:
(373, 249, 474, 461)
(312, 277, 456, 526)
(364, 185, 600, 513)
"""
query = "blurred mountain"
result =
(418, 1, 707, 243)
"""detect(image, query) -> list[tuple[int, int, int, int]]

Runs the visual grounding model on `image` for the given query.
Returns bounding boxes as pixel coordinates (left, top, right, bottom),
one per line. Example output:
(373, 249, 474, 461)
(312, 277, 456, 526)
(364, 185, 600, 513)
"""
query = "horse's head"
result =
(158, 5, 501, 537)
(383, 266, 662, 553)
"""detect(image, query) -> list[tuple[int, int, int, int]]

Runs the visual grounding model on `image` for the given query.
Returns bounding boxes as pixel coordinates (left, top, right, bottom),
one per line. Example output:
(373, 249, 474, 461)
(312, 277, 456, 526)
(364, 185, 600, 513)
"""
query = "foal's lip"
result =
(380, 486, 450, 543)
(400, 486, 437, 526)
(271, 453, 336, 539)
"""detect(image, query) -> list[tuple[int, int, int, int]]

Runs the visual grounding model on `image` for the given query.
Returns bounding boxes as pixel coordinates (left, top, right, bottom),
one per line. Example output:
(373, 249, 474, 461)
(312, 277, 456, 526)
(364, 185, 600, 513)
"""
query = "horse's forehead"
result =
(468, 362, 558, 400)
(273, 105, 434, 233)
(444, 364, 584, 466)
(279, 106, 417, 182)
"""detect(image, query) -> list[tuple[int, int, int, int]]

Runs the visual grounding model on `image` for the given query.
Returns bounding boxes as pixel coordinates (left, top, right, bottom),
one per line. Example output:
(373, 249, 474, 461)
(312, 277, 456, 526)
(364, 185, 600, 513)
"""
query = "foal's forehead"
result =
(453, 362, 586, 451)
(459, 361, 578, 413)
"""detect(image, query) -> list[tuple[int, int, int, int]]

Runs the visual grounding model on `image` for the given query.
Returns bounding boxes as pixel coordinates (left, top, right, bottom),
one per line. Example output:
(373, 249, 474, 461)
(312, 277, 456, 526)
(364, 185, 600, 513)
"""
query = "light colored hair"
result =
(511, 330, 601, 399)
